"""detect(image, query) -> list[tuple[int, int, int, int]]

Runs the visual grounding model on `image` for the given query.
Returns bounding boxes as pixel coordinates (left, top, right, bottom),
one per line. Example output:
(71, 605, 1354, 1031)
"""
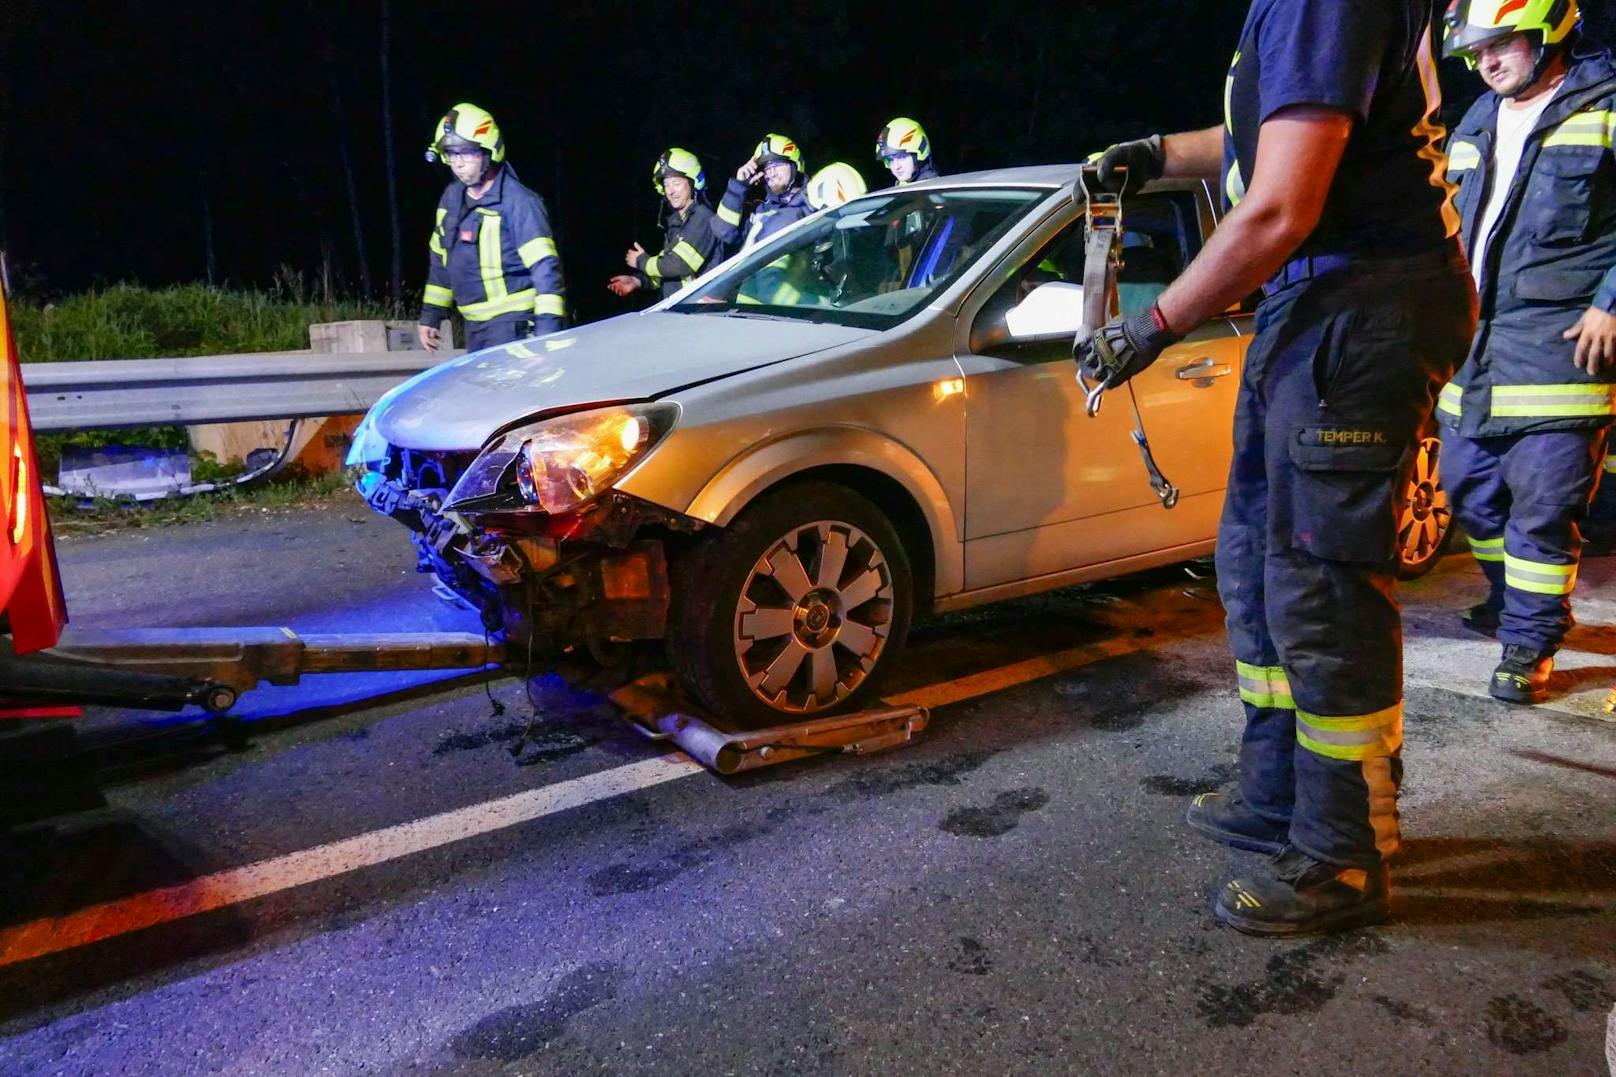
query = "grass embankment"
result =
(15, 283, 392, 534)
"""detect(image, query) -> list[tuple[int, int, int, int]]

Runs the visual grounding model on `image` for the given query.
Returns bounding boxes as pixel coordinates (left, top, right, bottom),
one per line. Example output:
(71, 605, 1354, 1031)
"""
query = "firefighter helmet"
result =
(876, 117, 932, 163)
(806, 162, 867, 210)
(426, 103, 506, 164)
(654, 147, 706, 196)
(753, 133, 804, 173)
(1443, 0, 1579, 65)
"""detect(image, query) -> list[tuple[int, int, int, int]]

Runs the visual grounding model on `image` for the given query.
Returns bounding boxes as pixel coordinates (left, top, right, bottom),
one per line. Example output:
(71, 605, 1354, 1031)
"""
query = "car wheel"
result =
(1397, 434, 1453, 579)
(669, 482, 913, 727)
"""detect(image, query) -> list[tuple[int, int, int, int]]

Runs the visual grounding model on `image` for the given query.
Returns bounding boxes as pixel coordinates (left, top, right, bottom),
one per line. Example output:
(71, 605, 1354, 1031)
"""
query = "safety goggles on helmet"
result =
(806, 162, 867, 210)
(753, 133, 803, 172)
(1443, 0, 1578, 65)
(875, 117, 931, 163)
(654, 147, 706, 196)
(425, 102, 505, 164)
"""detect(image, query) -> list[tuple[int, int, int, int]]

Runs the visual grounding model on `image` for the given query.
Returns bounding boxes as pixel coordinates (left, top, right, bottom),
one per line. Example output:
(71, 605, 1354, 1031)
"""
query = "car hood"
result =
(370, 312, 871, 451)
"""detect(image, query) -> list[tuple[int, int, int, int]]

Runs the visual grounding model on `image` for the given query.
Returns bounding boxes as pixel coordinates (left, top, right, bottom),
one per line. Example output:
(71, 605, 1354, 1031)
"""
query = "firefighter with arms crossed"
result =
(418, 104, 566, 352)
(1085, 0, 1476, 934)
(609, 149, 724, 301)
(1438, 0, 1616, 704)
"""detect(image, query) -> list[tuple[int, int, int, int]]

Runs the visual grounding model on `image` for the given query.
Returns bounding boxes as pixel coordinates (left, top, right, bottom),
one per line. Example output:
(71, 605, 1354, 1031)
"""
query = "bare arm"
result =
(1161, 126, 1225, 182)
(1156, 106, 1353, 334)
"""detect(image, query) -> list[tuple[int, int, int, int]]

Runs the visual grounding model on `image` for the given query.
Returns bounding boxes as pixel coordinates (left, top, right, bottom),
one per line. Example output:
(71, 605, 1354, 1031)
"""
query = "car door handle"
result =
(1176, 357, 1232, 382)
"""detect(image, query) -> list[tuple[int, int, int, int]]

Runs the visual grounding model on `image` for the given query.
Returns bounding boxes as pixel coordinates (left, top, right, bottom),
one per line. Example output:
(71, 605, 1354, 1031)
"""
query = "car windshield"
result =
(670, 187, 1047, 330)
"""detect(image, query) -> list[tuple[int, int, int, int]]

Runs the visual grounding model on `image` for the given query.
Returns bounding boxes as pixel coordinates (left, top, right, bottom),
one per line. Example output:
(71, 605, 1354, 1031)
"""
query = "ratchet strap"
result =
(1072, 165, 1178, 510)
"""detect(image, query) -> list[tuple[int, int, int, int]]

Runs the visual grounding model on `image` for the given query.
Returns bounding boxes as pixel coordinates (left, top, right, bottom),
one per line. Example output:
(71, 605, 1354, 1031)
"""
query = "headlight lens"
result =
(445, 402, 679, 513)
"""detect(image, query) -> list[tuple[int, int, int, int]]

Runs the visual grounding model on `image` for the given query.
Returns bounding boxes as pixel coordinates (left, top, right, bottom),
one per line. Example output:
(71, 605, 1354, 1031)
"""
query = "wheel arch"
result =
(682, 429, 962, 602)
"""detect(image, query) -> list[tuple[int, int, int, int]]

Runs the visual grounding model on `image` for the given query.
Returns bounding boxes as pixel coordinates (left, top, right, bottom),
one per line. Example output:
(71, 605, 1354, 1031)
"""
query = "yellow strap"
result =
(671, 239, 706, 273)
(717, 203, 743, 227)
(534, 293, 565, 317)
(460, 288, 537, 321)
(517, 236, 558, 267)
(422, 284, 454, 308)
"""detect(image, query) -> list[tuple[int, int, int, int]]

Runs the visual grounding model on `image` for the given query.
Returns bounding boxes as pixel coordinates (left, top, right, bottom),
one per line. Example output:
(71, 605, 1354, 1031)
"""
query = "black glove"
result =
(1074, 306, 1182, 391)
(1095, 134, 1165, 195)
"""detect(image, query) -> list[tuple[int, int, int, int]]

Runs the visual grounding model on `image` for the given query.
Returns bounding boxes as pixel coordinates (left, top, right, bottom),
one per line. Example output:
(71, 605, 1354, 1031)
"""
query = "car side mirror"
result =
(1005, 281, 1085, 342)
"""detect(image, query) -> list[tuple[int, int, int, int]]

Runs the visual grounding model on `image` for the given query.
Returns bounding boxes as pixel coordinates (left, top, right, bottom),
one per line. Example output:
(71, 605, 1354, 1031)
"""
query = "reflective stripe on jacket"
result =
(1440, 52, 1616, 437)
(713, 179, 815, 252)
(419, 167, 566, 331)
(634, 202, 722, 298)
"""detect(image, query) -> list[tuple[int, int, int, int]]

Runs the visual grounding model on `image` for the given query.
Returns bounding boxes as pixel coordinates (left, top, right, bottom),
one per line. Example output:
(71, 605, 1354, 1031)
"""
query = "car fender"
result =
(683, 426, 964, 599)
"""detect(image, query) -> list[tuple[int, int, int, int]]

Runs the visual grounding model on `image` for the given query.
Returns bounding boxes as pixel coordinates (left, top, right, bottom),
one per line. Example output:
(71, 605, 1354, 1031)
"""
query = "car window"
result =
(971, 190, 1202, 356)
(671, 188, 1046, 330)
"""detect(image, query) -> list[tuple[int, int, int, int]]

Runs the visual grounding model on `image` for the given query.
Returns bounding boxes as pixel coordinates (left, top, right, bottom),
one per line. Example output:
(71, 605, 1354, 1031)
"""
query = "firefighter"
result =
(1083, 1, 1476, 935)
(806, 162, 868, 210)
(417, 103, 566, 353)
(1437, 0, 1616, 704)
(876, 117, 938, 185)
(713, 134, 815, 253)
(608, 148, 723, 300)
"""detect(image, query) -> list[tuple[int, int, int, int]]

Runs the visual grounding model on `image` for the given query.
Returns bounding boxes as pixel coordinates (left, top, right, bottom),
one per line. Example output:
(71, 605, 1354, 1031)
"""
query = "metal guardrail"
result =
(21, 350, 463, 432)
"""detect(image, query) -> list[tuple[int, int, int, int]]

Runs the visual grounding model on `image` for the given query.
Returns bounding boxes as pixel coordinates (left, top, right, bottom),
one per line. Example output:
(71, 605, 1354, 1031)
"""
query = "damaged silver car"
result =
(349, 167, 1450, 725)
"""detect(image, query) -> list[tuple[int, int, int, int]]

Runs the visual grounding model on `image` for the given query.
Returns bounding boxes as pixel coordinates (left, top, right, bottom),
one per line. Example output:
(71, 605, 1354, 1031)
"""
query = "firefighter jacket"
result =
(714, 179, 815, 252)
(1439, 51, 1616, 438)
(633, 202, 722, 298)
(420, 166, 566, 333)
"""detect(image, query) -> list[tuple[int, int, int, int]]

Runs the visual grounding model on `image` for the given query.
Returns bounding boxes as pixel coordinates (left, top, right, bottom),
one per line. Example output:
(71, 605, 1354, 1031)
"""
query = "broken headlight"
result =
(444, 402, 679, 514)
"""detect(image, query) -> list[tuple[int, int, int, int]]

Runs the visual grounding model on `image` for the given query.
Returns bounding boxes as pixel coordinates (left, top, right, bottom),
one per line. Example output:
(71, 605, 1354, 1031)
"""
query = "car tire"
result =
(668, 482, 913, 727)
(1397, 434, 1454, 579)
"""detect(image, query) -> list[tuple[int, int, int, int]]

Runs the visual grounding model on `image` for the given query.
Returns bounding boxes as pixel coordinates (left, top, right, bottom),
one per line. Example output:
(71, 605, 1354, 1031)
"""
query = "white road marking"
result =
(0, 754, 705, 967)
(1, 607, 1214, 966)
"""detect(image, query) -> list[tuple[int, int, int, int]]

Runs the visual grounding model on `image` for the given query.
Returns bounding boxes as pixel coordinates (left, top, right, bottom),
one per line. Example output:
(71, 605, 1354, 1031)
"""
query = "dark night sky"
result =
(3, 1, 1609, 325)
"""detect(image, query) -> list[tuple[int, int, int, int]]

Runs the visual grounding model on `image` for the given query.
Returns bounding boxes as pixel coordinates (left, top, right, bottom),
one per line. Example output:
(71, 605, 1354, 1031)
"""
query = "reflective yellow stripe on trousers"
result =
(1295, 702, 1402, 762)
(1504, 552, 1577, 596)
(1235, 661, 1294, 710)
(1467, 534, 1504, 563)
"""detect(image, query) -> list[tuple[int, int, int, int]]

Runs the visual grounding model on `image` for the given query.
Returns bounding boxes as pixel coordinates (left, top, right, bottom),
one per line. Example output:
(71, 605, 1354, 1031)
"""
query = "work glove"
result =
(1074, 305, 1182, 391)
(1094, 134, 1165, 195)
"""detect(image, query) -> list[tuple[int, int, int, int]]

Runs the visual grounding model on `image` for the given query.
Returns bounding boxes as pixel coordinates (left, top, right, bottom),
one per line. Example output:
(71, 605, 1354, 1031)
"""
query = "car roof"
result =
(888, 165, 1207, 198)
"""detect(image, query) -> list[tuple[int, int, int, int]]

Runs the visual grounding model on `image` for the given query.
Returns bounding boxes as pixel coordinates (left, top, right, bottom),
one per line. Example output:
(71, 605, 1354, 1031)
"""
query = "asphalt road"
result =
(2, 500, 1614, 1075)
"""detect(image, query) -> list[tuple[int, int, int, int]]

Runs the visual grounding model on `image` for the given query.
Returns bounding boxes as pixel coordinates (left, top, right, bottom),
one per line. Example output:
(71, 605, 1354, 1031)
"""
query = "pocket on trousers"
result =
(1287, 428, 1409, 563)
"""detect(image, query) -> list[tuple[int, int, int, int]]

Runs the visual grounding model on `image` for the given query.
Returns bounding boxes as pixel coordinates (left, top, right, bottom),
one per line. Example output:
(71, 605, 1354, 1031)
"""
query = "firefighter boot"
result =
(1214, 847, 1389, 937)
(1489, 644, 1554, 704)
(1185, 792, 1287, 854)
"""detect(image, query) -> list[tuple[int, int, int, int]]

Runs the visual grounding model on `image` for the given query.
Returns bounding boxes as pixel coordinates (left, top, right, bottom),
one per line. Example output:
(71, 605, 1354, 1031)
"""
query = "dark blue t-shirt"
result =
(1222, 0, 1461, 258)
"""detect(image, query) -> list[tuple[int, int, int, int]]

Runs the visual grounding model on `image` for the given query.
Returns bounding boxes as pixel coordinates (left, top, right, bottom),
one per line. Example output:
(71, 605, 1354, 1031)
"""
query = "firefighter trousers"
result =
(1443, 427, 1607, 654)
(1215, 260, 1475, 868)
